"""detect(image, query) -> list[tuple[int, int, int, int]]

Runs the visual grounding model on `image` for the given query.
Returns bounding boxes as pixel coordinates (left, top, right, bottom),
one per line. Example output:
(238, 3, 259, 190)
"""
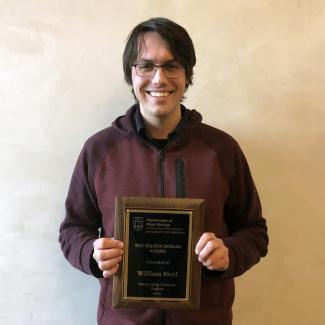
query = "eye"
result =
(137, 63, 155, 72)
(163, 62, 182, 71)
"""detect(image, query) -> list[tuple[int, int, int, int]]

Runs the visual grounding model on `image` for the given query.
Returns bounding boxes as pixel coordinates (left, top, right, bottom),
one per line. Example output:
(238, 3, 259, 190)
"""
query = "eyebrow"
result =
(135, 59, 178, 64)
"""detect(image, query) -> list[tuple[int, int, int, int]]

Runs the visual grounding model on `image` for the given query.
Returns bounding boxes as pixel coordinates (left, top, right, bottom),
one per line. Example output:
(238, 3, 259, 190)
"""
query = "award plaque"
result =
(112, 197, 204, 310)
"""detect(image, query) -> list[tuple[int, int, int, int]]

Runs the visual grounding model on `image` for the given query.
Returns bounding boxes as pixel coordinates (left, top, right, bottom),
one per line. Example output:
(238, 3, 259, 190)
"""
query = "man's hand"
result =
(195, 232, 229, 271)
(93, 238, 124, 278)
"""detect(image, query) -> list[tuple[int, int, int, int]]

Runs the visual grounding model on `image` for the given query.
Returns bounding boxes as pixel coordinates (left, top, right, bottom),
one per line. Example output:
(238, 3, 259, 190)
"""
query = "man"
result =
(59, 17, 268, 325)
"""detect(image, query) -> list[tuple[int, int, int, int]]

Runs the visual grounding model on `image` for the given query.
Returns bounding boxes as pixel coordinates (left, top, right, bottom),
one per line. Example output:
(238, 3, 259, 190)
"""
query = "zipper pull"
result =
(160, 150, 165, 161)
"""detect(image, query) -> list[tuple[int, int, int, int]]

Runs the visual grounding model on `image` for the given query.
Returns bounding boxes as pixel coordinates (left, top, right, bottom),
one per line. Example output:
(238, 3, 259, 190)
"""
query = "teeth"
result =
(149, 91, 169, 97)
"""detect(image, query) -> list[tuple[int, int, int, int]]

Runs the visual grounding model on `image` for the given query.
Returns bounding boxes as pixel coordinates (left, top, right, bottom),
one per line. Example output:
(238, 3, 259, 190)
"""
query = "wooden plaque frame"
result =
(112, 196, 204, 310)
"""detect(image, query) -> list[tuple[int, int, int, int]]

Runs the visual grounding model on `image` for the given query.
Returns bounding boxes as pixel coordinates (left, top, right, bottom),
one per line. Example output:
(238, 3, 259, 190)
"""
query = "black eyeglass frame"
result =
(132, 61, 184, 78)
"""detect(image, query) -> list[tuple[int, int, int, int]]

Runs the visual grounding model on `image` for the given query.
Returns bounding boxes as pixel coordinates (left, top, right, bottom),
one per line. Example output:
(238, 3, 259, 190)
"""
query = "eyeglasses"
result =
(133, 61, 183, 78)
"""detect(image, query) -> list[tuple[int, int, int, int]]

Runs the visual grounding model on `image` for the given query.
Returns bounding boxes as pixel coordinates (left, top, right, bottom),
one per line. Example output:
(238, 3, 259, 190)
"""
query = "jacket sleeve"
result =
(216, 142, 268, 279)
(59, 143, 103, 278)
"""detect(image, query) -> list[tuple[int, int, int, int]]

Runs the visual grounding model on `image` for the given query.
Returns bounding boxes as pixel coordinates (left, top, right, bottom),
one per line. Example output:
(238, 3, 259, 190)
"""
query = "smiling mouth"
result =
(146, 91, 173, 97)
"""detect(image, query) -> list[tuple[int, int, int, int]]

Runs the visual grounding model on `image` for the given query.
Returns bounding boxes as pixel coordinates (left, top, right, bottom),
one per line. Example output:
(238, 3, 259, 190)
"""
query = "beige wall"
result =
(1, 1, 324, 324)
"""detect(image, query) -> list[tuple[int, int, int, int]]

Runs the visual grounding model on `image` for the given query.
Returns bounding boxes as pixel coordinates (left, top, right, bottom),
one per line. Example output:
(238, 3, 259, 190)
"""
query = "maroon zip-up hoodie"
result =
(59, 105, 268, 324)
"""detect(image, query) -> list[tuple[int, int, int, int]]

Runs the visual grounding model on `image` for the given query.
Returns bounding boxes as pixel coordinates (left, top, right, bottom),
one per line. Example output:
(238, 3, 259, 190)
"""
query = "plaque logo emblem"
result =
(133, 217, 144, 231)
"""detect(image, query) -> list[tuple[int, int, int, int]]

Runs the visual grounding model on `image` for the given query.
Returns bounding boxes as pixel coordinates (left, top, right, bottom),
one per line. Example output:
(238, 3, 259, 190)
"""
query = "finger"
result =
(204, 255, 229, 271)
(195, 232, 216, 255)
(94, 237, 124, 250)
(93, 247, 123, 262)
(201, 246, 229, 270)
(98, 255, 123, 272)
(198, 239, 221, 262)
(103, 263, 120, 278)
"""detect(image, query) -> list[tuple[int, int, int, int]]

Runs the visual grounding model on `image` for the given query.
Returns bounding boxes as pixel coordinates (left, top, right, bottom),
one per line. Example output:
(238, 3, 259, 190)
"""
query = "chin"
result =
(151, 105, 176, 116)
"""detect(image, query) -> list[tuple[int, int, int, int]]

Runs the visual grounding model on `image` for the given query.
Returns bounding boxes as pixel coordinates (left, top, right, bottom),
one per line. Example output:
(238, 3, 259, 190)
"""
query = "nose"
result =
(152, 66, 168, 84)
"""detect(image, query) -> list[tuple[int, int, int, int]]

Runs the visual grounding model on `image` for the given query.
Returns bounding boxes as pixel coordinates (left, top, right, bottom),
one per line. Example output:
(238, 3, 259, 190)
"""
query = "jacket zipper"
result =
(159, 150, 165, 197)
(160, 309, 166, 324)
(157, 151, 185, 324)
(158, 150, 166, 323)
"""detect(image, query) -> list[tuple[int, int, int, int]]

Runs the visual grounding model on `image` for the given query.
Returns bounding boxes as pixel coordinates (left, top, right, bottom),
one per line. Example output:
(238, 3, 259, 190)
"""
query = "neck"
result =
(140, 106, 182, 139)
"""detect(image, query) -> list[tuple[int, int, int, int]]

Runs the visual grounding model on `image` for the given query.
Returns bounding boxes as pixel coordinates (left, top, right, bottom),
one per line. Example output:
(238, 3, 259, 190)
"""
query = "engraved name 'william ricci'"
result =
(137, 270, 178, 278)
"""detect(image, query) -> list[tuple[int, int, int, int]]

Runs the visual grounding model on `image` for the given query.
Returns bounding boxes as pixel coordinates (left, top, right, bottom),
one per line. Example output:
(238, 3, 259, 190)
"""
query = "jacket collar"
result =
(112, 104, 202, 146)
(134, 105, 190, 141)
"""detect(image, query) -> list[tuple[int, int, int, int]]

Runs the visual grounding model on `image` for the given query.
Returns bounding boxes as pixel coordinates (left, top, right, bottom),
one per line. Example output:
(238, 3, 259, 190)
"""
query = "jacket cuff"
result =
(81, 239, 103, 278)
(220, 238, 237, 278)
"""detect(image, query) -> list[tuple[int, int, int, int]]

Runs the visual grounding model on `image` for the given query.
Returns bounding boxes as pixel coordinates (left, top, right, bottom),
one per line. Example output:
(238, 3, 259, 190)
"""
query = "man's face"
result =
(132, 32, 187, 123)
